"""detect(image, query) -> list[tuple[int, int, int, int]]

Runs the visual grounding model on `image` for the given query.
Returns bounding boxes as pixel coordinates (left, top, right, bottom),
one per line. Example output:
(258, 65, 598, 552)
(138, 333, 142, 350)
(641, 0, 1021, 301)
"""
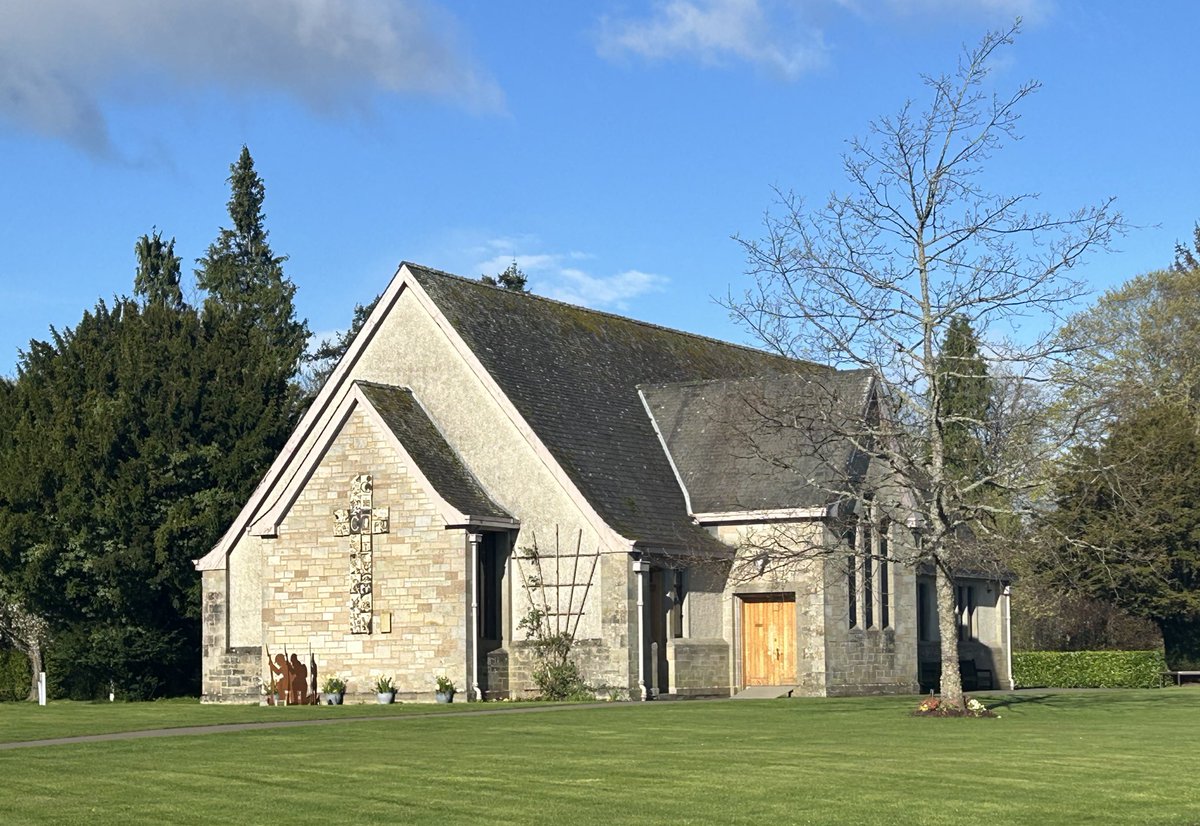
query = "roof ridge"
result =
(401, 261, 820, 367)
(353, 378, 410, 393)
(638, 370, 866, 392)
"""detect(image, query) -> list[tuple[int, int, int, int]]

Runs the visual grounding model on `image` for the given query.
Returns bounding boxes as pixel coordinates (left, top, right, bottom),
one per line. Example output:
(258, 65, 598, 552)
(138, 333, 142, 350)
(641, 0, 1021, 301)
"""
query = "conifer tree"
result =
(134, 229, 184, 309)
(195, 147, 309, 493)
(480, 260, 529, 292)
(0, 149, 311, 698)
(933, 316, 994, 495)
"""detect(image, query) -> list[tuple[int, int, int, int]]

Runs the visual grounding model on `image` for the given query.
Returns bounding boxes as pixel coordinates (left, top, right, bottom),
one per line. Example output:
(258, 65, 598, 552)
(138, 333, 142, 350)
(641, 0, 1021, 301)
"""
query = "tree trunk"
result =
(935, 565, 964, 708)
(1159, 616, 1200, 671)
(25, 640, 42, 703)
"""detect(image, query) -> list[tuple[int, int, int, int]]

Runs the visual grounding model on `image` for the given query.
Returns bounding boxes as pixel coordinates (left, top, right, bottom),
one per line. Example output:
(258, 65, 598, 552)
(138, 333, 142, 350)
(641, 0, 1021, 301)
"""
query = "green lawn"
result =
(2, 690, 1197, 825)
(0, 695, 547, 743)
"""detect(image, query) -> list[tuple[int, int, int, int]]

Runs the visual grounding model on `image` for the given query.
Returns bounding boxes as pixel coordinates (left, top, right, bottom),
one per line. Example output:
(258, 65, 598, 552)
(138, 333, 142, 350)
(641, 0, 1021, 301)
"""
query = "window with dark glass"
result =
(670, 569, 686, 638)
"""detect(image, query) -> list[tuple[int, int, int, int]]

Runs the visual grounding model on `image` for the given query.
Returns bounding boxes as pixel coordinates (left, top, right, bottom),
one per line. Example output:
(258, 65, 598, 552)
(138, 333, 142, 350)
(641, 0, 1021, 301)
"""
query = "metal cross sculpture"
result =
(333, 474, 389, 634)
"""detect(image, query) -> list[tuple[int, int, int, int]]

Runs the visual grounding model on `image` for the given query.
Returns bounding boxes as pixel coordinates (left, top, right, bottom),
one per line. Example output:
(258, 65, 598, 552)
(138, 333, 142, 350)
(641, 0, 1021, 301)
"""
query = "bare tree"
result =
(725, 22, 1124, 708)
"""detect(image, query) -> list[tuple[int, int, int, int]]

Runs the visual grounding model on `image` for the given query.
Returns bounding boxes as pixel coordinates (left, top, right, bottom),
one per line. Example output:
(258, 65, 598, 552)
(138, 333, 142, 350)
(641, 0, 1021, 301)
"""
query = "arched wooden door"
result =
(740, 594, 796, 686)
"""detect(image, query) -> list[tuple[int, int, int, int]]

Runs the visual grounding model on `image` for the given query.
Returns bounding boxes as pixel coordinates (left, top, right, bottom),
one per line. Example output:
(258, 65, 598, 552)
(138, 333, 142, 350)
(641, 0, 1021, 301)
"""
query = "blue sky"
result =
(1, 1, 1196, 376)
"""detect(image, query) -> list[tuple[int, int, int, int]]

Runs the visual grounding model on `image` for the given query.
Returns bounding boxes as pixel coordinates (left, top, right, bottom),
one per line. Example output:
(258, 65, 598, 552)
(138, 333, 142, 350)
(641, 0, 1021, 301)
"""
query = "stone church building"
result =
(196, 263, 1012, 702)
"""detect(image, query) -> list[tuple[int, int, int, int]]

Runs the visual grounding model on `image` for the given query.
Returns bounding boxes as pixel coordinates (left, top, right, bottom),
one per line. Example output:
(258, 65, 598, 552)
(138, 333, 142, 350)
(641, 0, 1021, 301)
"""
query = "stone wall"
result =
(823, 547, 919, 696)
(260, 406, 470, 700)
(200, 568, 261, 703)
(667, 638, 729, 696)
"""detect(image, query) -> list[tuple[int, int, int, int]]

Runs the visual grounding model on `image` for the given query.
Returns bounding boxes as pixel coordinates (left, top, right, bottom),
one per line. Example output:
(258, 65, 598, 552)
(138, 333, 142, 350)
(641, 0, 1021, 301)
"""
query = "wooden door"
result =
(741, 594, 796, 686)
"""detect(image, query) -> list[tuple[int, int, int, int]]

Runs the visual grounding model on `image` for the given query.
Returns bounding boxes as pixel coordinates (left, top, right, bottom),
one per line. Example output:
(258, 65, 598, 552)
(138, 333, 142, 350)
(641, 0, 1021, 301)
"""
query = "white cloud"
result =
(598, 0, 829, 80)
(471, 240, 667, 311)
(598, 0, 1052, 78)
(871, 0, 1050, 21)
(545, 268, 670, 310)
(0, 0, 503, 155)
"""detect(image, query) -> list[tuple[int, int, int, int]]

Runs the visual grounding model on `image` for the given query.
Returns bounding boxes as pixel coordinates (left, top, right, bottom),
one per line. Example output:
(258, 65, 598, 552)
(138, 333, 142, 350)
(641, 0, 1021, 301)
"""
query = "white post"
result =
(37, 671, 46, 706)
(468, 532, 483, 702)
(1003, 584, 1015, 690)
(632, 557, 651, 701)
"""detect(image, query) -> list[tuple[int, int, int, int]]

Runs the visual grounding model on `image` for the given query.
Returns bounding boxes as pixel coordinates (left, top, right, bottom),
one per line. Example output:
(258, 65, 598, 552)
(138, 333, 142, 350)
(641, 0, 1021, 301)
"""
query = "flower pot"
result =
(377, 691, 396, 705)
(321, 692, 344, 705)
(435, 691, 454, 704)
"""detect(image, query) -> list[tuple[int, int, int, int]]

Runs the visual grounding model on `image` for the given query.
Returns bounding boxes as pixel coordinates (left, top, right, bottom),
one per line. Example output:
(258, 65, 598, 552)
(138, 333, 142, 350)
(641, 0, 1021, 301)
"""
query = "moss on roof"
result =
(357, 380, 511, 522)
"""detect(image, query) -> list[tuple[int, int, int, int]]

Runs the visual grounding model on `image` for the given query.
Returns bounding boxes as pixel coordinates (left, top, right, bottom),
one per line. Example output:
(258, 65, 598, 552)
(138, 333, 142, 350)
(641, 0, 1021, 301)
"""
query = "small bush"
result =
(0, 647, 31, 702)
(1013, 650, 1166, 689)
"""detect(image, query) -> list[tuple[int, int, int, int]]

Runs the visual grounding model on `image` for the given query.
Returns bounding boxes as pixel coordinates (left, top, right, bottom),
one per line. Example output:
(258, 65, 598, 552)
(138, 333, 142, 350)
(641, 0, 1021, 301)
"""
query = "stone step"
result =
(733, 685, 798, 699)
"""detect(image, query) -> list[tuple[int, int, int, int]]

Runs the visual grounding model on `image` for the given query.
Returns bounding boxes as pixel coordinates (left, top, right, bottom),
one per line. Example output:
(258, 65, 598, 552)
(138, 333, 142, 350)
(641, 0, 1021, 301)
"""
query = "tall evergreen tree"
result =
(0, 298, 217, 697)
(195, 147, 309, 493)
(197, 147, 308, 363)
(0, 148, 310, 698)
(134, 229, 184, 309)
(933, 315, 994, 493)
(1043, 401, 1200, 668)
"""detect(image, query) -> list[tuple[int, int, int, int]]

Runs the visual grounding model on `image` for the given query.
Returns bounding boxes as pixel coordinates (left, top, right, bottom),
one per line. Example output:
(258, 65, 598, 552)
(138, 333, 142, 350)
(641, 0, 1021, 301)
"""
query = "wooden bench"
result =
(958, 659, 994, 692)
(1163, 670, 1200, 686)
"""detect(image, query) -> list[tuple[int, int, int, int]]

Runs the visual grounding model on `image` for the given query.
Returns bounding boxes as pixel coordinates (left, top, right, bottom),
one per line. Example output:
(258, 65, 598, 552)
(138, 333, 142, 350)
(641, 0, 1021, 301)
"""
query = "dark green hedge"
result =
(1013, 650, 1167, 689)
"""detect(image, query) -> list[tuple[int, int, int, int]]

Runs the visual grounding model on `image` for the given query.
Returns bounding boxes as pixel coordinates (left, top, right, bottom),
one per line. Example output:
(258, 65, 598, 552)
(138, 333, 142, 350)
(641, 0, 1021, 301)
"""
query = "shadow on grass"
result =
(981, 687, 1188, 712)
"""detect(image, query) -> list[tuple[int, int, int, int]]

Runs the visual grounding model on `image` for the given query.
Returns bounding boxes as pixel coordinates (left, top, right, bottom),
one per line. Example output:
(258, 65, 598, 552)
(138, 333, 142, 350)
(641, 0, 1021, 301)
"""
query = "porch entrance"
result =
(740, 593, 796, 687)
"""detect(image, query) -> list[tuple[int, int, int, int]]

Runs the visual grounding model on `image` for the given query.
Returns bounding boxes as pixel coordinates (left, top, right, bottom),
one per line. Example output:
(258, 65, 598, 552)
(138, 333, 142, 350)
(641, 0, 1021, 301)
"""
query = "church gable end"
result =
(262, 399, 471, 700)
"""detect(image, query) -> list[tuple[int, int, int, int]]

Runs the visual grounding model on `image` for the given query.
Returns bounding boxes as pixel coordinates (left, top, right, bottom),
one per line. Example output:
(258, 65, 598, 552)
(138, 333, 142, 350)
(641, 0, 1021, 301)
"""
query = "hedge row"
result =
(1013, 650, 1167, 689)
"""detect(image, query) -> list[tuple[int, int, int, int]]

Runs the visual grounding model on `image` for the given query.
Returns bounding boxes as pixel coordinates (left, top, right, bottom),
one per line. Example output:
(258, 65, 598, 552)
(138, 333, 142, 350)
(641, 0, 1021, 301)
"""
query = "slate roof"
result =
(356, 380, 512, 522)
(639, 371, 874, 514)
(406, 264, 825, 550)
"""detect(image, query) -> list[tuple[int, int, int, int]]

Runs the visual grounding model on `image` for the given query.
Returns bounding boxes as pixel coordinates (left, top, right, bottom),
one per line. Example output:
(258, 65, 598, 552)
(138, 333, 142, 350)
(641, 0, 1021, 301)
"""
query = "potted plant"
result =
(374, 675, 396, 704)
(435, 675, 456, 703)
(321, 676, 346, 705)
(262, 679, 281, 706)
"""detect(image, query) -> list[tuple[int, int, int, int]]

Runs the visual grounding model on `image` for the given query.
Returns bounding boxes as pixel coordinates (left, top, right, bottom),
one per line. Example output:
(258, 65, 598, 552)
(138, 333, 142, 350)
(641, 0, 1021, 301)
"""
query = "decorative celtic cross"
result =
(333, 474, 389, 634)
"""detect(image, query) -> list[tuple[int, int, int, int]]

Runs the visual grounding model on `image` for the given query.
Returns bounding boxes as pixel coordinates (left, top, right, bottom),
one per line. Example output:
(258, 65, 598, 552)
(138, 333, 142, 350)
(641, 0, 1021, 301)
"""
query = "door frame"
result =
(737, 591, 797, 688)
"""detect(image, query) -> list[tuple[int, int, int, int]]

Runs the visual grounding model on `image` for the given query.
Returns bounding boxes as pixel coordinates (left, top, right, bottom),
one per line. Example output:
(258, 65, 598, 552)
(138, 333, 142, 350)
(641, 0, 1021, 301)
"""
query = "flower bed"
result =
(912, 695, 998, 718)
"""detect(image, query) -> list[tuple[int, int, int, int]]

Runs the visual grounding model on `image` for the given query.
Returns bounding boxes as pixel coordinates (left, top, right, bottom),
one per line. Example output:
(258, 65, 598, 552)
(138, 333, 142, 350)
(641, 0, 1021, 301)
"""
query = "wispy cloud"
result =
(471, 239, 668, 311)
(598, 0, 1052, 78)
(866, 0, 1051, 22)
(547, 268, 670, 310)
(0, 0, 503, 156)
(598, 0, 829, 80)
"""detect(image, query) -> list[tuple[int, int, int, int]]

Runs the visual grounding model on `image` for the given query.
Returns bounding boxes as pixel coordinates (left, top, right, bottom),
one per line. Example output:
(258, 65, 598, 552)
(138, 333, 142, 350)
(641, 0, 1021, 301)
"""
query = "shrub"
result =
(0, 647, 31, 702)
(1013, 650, 1166, 689)
(46, 624, 195, 700)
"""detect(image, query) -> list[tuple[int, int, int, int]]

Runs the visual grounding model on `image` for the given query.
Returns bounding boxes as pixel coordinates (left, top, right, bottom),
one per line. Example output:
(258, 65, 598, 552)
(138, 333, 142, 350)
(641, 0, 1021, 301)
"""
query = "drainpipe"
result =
(632, 555, 651, 701)
(468, 532, 483, 701)
(1003, 584, 1014, 690)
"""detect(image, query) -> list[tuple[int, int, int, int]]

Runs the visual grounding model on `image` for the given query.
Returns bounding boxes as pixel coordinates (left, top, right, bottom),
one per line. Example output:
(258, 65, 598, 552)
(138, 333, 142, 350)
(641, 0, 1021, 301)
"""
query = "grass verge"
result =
(2, 690, 1197, 825)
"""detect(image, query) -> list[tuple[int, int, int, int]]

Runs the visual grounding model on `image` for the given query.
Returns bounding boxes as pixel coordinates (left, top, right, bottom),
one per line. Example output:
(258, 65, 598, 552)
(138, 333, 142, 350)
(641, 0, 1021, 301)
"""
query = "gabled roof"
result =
(356, 381, 511, 523)
(197, 261, 836, 571)
(639, 371, 874, 517)
(406, 264, 825, 549)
